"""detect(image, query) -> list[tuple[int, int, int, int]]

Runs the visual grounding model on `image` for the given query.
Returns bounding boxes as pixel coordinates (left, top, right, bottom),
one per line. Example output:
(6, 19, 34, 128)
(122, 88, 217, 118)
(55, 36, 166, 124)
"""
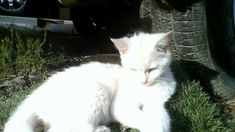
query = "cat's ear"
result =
(110, 38, 129, 54)
(155, 31, 173, 53)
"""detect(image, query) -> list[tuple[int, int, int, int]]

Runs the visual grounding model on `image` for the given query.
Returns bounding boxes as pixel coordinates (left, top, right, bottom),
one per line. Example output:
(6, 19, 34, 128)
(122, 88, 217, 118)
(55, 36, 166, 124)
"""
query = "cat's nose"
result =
(142, 77, 148, 84)
(143, 80, 148, 85)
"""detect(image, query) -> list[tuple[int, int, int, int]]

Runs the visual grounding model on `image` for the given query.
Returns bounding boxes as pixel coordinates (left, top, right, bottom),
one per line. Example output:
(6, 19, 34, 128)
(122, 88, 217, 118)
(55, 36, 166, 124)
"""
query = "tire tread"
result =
(140, 0, 235, 98)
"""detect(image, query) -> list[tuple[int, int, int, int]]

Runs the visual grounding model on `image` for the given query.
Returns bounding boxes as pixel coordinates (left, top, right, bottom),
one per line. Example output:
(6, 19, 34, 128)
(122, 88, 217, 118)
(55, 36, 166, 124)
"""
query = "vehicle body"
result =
(0, 0, 139, 35)
(0, 0, 107, 17)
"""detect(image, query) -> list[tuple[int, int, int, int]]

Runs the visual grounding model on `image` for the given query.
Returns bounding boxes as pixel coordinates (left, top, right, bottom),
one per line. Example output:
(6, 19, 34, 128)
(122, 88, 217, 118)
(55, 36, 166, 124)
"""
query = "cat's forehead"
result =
(125, 33, 161, 53)
(120, 32, 172, 69)
(124, 47, 157, 69)
(126, 33, 162, 52)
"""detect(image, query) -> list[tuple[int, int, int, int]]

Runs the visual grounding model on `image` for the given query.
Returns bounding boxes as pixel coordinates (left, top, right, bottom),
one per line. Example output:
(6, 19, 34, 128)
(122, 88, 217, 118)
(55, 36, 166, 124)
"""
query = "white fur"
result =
(4, 62, 121, 132)
(4, 32, 176, 132)
(111, 32, 176, 132)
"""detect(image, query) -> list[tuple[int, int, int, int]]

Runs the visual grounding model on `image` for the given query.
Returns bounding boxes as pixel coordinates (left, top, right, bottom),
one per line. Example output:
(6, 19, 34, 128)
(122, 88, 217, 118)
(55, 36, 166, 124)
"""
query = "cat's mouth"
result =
(143, 81, 155, 86)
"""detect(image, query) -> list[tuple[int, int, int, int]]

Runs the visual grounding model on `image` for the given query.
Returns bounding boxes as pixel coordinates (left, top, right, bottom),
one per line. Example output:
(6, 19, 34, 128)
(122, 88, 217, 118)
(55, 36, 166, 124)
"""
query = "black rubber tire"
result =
(140, 0, 235, 99)
(71, 7, 98, 35)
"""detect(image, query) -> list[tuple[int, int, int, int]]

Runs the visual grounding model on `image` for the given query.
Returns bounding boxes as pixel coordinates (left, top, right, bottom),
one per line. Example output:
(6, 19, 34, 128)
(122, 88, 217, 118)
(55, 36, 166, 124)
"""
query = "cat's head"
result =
(111, 32, 173, 86)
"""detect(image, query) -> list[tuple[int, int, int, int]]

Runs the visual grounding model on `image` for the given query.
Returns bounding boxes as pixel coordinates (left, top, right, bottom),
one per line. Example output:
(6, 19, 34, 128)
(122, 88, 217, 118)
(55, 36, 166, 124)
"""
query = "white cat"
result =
(111, 31, 176, 132)
(4, 32, 176, 132)
(4, 62, 121, 132)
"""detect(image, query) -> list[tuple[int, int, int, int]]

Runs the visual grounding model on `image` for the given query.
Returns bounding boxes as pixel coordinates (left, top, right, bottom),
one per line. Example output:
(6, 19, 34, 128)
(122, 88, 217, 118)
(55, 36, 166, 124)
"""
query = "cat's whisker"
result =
(155, 78, 172, 82)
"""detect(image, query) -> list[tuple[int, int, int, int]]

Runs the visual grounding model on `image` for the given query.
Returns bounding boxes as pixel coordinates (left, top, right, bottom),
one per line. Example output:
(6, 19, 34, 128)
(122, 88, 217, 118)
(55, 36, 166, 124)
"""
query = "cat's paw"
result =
(95, 126, 111, 132)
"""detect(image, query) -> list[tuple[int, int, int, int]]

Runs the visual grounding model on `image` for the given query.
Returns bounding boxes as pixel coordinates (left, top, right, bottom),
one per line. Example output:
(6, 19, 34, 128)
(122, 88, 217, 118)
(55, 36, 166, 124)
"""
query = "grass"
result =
(0, 80, 42, 130)
(0, 30, 44, 80)
(0, 29, 63, 82)
(0, 29, 63, 130)
(167, 63, 233, 132)
(169, 81, 229, 132)
(0, 30, 234, 131)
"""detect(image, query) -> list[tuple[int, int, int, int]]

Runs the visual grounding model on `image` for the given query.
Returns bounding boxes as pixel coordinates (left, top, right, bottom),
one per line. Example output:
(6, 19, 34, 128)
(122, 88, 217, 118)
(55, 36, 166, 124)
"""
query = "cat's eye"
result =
(130, 68, 137, 71)
(147, 67, 158, 73)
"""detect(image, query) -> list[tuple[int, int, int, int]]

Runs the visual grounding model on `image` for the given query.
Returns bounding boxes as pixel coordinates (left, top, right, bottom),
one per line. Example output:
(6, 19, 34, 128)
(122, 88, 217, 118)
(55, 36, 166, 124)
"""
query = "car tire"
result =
(140, 0, 235, 99)
(71, 7, 102, 36)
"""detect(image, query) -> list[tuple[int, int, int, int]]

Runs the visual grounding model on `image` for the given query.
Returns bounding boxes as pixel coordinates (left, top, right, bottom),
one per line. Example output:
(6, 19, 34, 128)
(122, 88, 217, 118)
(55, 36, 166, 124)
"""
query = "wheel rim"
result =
(0, 0, 27, 13)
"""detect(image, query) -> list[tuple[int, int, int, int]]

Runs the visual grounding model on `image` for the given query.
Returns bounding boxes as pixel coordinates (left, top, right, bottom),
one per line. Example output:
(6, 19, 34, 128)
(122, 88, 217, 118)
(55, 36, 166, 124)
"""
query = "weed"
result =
(0, 29, 63, 130)
(169, 81, 230, 132)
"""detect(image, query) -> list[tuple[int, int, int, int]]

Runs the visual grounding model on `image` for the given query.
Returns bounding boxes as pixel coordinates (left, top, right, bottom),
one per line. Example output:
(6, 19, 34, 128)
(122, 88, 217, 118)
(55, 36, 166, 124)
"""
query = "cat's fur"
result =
(4, 32, 176, 132)
(111, 32, 176, 132)
(4, 62, 121, 132)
